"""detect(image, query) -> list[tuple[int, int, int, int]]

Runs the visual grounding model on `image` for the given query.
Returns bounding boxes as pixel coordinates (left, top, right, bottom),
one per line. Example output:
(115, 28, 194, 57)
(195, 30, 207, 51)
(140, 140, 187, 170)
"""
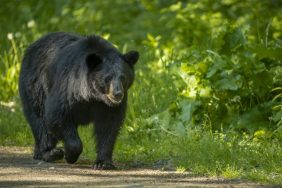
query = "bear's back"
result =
(19, 32, 82, 116)
(22, 32, 81, 70)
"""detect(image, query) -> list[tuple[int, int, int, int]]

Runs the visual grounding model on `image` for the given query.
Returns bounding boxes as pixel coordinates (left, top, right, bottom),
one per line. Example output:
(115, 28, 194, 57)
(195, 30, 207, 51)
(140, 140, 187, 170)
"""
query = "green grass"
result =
(0, 100, 32, 145)
(1, 101, 282, 185)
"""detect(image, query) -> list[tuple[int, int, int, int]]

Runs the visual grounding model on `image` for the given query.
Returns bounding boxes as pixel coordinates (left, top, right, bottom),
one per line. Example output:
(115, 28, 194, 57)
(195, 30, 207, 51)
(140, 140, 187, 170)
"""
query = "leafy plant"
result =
(0, 34, 23, 101)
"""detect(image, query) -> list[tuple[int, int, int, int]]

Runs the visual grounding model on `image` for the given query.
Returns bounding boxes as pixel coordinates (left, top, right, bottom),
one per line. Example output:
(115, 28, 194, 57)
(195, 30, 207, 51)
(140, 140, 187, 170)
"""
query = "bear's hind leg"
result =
(40, 132, 64, 162)
(26, 112, 45, 160)
(28, 113, 64, 162)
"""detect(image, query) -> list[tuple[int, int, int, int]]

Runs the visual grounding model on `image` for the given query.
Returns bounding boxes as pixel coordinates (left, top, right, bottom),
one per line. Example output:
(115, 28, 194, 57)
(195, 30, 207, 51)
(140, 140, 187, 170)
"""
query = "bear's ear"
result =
(86, 53, 102, 70)
(123, 51, 139, 66)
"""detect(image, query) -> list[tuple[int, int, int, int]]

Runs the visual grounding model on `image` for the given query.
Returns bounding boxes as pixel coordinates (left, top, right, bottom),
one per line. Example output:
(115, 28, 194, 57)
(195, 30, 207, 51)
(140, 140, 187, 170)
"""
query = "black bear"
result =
(19, 32, 139, 169)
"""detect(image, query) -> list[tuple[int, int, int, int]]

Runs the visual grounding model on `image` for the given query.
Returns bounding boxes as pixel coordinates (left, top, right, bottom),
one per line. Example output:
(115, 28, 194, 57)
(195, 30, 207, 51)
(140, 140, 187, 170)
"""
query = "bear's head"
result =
(84, 37, 139, 106)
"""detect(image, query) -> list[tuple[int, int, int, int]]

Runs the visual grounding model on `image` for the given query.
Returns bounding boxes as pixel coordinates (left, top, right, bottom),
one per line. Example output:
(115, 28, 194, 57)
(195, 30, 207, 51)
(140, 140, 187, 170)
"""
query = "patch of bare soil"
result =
(0, 146, 273, 187)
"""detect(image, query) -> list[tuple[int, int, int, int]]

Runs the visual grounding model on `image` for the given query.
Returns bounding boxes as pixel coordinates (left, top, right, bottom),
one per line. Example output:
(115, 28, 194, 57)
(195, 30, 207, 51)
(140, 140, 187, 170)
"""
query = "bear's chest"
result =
(68, 102, 96, 125)
(68, 101, 109, 125)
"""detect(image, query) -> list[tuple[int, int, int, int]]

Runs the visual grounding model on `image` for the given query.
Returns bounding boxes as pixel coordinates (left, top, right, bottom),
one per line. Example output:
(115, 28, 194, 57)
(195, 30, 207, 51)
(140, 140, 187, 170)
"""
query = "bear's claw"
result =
(42, 148, 64, 162)
(93, 160, 116, 170)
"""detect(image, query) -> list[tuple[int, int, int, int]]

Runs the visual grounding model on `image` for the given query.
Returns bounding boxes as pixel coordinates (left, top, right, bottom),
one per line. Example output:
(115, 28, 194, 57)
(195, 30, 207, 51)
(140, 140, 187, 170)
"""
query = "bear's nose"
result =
(113, 91, 123, 101)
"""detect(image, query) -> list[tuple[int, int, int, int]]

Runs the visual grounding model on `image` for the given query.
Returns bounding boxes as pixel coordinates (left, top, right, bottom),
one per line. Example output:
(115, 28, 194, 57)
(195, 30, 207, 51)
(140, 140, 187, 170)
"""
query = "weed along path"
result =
(0, 147, 270, 188)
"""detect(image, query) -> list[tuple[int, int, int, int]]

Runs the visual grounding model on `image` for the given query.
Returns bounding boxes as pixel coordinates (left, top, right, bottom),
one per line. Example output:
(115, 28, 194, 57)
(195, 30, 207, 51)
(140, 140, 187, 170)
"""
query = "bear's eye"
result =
(105, 76, 112, 83)
(120, 75, 126, 82)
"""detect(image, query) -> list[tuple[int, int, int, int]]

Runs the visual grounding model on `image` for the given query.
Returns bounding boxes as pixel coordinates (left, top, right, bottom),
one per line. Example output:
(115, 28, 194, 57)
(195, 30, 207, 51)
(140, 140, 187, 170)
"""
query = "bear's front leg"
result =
(93, 104, 126, 170)
(62, 124, 83, 164)
(45, 98, 83, 164)
(93, 123, 121, 170)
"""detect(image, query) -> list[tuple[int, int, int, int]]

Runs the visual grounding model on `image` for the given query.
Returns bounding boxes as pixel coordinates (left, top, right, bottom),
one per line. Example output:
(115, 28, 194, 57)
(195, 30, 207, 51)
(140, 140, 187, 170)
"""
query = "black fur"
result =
(19, 32, 139, 169)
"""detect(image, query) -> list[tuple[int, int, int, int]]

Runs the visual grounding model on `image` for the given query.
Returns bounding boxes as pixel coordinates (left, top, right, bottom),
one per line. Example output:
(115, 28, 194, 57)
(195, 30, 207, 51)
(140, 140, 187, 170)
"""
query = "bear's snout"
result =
(107, 80, 124, 104)
(113, 90, 123, 101)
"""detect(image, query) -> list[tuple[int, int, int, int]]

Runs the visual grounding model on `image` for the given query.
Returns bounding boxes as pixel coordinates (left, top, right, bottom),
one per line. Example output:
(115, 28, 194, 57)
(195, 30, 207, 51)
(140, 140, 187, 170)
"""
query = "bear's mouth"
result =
(106, 94, 123, 105)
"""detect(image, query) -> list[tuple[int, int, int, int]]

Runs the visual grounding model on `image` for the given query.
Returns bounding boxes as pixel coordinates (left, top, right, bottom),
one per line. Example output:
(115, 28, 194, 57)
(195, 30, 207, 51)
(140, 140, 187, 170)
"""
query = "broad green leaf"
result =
(179, 100, 201, 123)
(221, 27, 246, 54)
(232, 102, 274, 132)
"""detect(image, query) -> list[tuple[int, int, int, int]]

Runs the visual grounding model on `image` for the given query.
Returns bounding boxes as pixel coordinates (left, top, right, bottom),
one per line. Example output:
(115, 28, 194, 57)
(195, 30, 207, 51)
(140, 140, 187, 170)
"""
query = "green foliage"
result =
(140, 1, 282, 136)
(0, 101, 32, 145)
(0, 36, 23, 101)
(0, 0, 282, 185)
(271, 87, 282, 138)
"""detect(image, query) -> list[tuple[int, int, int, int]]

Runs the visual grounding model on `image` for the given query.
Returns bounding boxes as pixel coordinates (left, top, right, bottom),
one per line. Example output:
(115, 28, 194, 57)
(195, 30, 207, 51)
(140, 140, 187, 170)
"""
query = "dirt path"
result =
(0, 147, 273, 188)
